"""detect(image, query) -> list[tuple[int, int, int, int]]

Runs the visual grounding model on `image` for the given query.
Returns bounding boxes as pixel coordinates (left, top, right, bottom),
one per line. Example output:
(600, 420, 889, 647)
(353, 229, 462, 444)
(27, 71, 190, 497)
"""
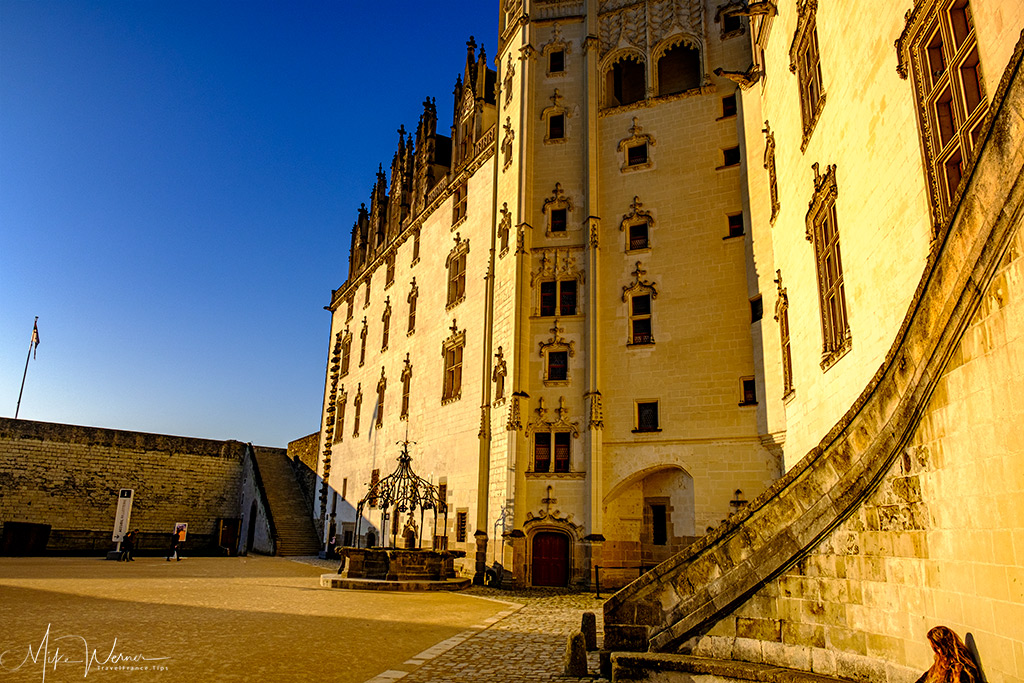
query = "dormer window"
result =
(549, 50, 565, 74)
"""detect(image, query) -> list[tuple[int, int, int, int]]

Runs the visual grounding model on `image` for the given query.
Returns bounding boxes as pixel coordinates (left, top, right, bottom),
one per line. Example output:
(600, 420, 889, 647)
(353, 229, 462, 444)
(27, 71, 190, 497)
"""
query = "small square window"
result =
(636, 401, 660, 432)
(740, 377, 758, 406)
(722, 146, 741, 167)
(750, 296, 763, 323)
(549, 50, 565, 74)
(628, 222, 649, 250)
(728, 213, 744, 238)
(722, 94, 737, 118)
(548, 350, 568, 381)
(549, 114, 565, 140)
(723, 14, 742, 36)
(550, 208, 567, 233)
(627, 143, 648, 166)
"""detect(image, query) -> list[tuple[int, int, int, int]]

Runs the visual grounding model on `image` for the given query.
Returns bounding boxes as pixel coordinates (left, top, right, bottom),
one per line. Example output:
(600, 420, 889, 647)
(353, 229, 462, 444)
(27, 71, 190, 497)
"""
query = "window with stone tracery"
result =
(657, 41, 701, 95)
(446, 235, 469, 309)
(791, 1, 826, 148)
(899, 0, 986, 227)
(806, 164, 850, 370)
(605, 54, 646, 108)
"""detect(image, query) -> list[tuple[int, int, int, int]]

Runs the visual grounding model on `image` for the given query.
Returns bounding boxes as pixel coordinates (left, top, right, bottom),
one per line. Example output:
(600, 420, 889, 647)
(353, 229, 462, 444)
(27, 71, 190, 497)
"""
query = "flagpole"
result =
(14, 317, 37, 420)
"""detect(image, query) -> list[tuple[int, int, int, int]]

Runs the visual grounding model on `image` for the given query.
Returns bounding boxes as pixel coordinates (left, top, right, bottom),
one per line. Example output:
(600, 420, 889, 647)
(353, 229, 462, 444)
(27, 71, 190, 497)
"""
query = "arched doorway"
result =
(531, 531, 570, 586)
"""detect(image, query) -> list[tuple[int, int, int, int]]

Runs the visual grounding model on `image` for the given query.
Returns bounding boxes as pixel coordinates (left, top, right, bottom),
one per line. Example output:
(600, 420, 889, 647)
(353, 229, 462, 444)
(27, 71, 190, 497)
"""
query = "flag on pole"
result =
(31, 320, 40, 359)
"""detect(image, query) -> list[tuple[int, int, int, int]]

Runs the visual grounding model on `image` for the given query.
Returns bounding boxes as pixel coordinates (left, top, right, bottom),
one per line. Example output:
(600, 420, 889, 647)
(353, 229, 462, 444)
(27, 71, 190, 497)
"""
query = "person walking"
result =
(120, 529, 137, 562)
(166, 524, 186, 561)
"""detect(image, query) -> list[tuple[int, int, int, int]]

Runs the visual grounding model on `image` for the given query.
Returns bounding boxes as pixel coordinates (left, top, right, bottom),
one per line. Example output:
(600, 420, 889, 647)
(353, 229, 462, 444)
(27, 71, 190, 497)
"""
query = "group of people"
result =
(116, 525, 187, 562)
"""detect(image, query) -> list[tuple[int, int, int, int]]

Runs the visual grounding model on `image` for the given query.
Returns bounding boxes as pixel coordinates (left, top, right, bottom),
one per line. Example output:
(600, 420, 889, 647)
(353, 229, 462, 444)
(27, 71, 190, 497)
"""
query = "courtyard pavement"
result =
(0, 556, 610, 683)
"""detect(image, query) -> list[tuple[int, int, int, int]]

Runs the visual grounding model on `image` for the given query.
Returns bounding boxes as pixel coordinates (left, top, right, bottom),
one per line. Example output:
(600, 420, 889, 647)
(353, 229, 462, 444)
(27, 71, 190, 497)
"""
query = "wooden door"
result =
(531, 532, 570, 586)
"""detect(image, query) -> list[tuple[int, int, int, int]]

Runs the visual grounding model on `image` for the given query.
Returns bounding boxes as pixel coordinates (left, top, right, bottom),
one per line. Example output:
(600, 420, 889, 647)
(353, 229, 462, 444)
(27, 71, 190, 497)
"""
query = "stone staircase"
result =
(253, 448, 322, 556)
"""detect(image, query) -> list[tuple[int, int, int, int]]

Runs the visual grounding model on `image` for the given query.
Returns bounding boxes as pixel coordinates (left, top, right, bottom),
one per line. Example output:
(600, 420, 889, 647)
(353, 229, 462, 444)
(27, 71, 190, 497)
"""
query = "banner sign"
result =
(112, 489, 134, 542)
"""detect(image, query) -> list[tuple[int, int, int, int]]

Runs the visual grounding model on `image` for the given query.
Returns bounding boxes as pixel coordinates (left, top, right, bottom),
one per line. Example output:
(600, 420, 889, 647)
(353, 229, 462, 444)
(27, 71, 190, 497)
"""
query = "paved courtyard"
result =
(0, 556, 609, 682)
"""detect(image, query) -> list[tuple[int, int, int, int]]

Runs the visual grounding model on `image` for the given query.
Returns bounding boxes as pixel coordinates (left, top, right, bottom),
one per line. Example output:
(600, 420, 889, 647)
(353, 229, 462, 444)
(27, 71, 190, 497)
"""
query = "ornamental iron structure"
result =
(354, 439, 447, 549)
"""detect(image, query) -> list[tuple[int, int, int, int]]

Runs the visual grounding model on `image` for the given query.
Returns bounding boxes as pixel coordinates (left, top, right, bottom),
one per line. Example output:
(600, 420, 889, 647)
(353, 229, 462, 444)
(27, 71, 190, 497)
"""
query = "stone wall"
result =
(0, 418, 246, 553)
(603, 34, 1024, 683)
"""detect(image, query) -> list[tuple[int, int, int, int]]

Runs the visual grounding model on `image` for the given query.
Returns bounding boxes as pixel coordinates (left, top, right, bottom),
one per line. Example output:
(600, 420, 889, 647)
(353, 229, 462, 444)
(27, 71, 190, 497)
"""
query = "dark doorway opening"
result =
(245, 501, 257, 554)
(531, 531, 570, 586)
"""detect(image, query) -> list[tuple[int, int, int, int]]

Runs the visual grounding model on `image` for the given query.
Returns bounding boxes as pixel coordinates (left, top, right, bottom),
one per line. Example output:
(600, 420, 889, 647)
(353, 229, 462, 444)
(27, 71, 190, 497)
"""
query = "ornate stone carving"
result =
(622, 261, 659, 301)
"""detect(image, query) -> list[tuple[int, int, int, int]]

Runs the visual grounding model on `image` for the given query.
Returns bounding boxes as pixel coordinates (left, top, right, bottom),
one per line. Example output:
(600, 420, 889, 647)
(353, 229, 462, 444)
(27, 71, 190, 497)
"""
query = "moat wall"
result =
(0, 418, 251, 553)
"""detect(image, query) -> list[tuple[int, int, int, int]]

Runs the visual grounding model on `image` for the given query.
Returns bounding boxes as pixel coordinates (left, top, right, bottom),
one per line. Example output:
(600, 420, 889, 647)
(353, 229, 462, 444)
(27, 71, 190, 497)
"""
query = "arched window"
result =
(606, 55, 646, 107)
(657, 42, 701, 95)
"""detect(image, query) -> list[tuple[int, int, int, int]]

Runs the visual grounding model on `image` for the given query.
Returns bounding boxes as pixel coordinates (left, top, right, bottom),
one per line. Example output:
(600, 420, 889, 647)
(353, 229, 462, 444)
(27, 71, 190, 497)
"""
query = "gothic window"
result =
(628, 221, 650, 250)
(740, 377, 758, 405)
(541, 90, 568, 145)
(492, 347, 507, 405)
(498, 203, 512, 257)
(452, 181, 468, 226)
(790, 1, 826, 148)
(635, 401, 660, 432)
(364, 277, 372, 307)
(400, 355, 412, 420)
(549, 49, 565, 74)
(353, 385, 363, 438)
(620, 196, 654, 251)
(412, 229, 421, 266)
(539, 281, 577, 316)
(376, 368, 386, 428)
(898, 0, 986, 227)
(806, 163, 851, 370)
(605, 53, 646, 107)
(359, 318, 368, 367)
(346, 296, 354, 322)
(774, 270, 794, 397)
(441, 321, 466, 404)
(622, 262, 658, 346)
(341, 328, 352, 376)
(656, 40, 701, 95)
(333, 390, 347, 444)
(727, 212, 744, 238)
(763, 122, 780, 223)
(542, 23, 570, 77)
(381, 298, 391, 351)
(542, 183, 574, 236)
(385, 254, 395, 287)
(445, 234, 469, 309)
(534, 432, 551, 473)
(630, 295, 653, 345)
(407, 278, 418, 335)
(549, 114, 565, 141)
(539, 322, 575, 385)
(547, 351, 568, 382)
(618, 118, 655, 172)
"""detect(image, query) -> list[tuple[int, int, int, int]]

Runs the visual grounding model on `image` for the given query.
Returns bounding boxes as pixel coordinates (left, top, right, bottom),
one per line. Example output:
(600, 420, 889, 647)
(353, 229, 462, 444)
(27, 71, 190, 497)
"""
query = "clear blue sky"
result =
(0, 0, 496, 446)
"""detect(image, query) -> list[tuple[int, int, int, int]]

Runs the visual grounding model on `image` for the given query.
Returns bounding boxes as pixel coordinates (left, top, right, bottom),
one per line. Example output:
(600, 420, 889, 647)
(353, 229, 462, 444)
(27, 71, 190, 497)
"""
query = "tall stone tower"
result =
(317, 0, 781, 588)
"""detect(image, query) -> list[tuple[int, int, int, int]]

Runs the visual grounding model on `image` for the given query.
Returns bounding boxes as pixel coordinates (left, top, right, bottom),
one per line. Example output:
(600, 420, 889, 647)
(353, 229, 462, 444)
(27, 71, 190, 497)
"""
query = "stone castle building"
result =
(315, 4, 1024, 671)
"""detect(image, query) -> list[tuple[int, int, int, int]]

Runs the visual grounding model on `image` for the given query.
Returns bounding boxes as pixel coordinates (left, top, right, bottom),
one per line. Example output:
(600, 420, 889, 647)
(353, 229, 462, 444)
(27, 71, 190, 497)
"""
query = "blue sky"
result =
(0, 1, 496, 446)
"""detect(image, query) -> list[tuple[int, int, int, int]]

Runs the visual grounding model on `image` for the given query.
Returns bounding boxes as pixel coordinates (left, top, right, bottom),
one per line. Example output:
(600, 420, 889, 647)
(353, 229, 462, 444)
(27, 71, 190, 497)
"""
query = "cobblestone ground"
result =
(295, 557, 610, 683)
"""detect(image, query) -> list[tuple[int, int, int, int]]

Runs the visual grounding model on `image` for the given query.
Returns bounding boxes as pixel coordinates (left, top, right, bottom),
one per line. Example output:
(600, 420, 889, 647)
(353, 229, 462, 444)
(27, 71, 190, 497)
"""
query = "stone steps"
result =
(253, 448, 322, 557)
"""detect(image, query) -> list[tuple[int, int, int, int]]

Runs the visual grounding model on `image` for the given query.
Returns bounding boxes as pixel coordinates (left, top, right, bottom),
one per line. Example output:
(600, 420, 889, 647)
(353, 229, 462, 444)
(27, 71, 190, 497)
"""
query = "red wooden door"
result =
(532, 532, 569, 586)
